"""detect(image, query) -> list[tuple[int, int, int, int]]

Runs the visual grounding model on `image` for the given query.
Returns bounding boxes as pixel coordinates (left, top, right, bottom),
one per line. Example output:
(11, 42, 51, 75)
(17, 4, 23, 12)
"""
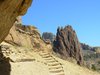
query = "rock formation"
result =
(4, 18, 52, 53)
(42, 32, 56, 43)
(5, 24, 41, 49)
(0, 0, 32, 43)
(0, 23, 52, 61)
(53, 25, 84, 65)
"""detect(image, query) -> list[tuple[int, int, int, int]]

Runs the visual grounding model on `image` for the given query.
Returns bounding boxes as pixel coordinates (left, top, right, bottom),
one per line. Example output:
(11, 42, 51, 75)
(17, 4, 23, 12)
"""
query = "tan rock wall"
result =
(0, 0, 32, 43)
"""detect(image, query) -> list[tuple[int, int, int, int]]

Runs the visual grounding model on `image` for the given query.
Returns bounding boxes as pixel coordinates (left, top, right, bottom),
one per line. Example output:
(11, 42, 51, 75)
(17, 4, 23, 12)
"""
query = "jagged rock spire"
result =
(53, 25, 84, 65)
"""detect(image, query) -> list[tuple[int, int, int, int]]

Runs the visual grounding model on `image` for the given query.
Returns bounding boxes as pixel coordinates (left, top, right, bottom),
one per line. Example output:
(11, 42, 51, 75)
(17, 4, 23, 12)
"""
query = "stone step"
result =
(48, 62, 60, 66)
(39, 53, 50, 56)
(49, 66, 63, 70)
(49, 68, 64, 73)
(15, 59, 35, 62)
(39, 51, 47, 53)
(43, 57, 54, 60)
(50, 72, 65, 75)
(41, 55, 52, 58)
(47, 60, 58, 63)
(46, 60, 57, 63)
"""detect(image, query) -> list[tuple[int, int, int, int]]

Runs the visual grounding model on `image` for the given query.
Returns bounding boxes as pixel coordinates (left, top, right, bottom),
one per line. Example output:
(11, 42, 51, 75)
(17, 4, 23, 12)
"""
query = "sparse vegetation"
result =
(83, 47, 100, 72)
(98, 61, 100, 64)
(91, 64, 97, 71)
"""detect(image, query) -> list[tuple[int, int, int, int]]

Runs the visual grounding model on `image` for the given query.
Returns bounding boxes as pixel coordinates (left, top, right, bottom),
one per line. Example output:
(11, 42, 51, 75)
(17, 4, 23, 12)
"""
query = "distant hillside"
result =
(42, 32, 55, 43)
(80, 43, 95, 51)
(80, 43, 100, 72)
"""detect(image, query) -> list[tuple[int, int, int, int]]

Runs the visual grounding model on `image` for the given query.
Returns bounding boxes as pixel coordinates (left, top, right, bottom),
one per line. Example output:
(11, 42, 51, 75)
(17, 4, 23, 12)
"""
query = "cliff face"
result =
(5, 23, 46, 50)
(0, 0, 32, 43)
(53, 25, 84, 65)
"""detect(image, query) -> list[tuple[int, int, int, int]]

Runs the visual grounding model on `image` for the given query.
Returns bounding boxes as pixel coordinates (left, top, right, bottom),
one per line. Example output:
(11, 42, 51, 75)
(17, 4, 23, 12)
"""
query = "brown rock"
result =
(4, 23, 52, 53)
(0, 0, 32, 43)
(53, 25, 84, 65)
(15, 16, 22, 24)
(5, 23, 40, 49)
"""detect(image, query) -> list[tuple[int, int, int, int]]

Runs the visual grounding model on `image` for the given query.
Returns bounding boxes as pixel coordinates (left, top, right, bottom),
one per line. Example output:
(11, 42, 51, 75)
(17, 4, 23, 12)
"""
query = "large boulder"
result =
(0, 0, 32, 43)
(53, 25, 84, 65)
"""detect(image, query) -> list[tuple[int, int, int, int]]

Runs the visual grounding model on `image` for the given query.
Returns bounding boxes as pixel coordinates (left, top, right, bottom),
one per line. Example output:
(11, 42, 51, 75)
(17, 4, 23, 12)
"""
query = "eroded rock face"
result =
(5, 24, 40, 49)
(0, 0, 32, 43)
(53, 25, 84, 65)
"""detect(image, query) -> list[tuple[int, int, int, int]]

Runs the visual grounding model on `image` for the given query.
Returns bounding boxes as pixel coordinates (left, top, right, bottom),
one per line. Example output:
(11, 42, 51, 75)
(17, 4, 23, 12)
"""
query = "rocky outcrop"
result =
(53, 25, 84, 65)
(5, 24, 40, 49)
(0, 0, 32, 43)
(4, 21, 52, 53)
(42, 32, 55, 43)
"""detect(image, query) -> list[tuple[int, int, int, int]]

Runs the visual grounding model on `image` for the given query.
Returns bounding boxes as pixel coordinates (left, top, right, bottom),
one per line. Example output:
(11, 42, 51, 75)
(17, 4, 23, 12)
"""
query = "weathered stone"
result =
(0, 0, 32, 43)
(5, 23, 40, 49)
(42, 32, 56, 43)
(53, 25, 84, 65)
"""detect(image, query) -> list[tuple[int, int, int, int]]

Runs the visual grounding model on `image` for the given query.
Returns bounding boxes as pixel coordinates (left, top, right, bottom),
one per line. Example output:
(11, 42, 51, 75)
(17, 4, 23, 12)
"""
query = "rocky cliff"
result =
(5, 24, 40, 49)
(53, 25, 84, 65)
(0, 0, 32, 43)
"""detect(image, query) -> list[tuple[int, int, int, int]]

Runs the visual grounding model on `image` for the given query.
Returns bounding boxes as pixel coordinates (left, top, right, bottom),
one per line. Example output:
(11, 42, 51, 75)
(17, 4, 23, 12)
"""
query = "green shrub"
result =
(98, 61, 100, 64)
(91, 64, 97, 71)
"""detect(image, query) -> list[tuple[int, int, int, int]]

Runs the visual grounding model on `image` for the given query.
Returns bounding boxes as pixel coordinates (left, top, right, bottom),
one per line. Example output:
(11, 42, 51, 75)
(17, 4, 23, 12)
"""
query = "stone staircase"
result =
(37, 50, 65, 75)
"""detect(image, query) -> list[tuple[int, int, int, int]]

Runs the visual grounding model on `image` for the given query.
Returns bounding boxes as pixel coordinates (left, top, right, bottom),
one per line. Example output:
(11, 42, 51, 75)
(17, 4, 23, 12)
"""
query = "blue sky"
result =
(22, 0, 100, 46)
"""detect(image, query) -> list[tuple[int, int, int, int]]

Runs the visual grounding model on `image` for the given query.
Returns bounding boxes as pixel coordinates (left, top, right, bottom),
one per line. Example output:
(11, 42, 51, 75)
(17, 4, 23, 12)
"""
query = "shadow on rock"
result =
(0, 46, 11, 75)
